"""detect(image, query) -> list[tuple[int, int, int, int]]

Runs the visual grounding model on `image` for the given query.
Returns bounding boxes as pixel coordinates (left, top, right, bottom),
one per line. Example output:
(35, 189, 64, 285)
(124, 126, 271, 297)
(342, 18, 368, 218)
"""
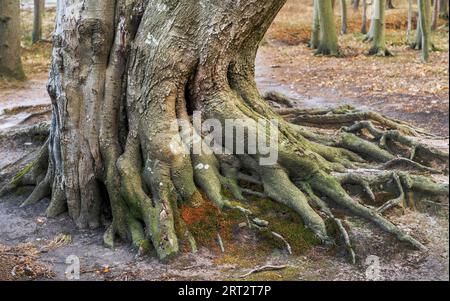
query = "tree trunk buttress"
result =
(45, 0, 291, 261)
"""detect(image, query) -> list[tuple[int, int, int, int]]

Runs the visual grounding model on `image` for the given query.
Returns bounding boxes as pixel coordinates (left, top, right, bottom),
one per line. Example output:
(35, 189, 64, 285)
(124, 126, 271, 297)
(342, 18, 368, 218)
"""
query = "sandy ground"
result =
(0, 1, 448, 281)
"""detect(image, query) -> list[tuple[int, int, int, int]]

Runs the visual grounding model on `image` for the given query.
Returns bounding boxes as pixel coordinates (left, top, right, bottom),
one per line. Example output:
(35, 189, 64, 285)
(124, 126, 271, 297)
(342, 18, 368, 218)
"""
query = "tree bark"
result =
(412, 10, 424, 49)
(340, 0, 348, 34)
(365, 0, 376, 40)
(361, 0, 368, 33)
(386, 0, 395, 9)
(440, 0, 449, 19)
(407, 0, 413, 43)
(0, 0, 25, 80)
(32, 0, 45, 43)
(431, 0, 440, 30)
(369, 0, 391, 55)
(412, 0, 433, 56)
(311, 0, 321, 49)
(419, 0, 432, 61)
(317, 0, 340, 55)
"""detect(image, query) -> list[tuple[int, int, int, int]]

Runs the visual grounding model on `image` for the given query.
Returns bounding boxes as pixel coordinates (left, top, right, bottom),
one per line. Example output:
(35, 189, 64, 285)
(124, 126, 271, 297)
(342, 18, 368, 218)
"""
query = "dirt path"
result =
(256, 44, 449, 136)
(0, 48, 448, 281)
(0, 78, 50, 113)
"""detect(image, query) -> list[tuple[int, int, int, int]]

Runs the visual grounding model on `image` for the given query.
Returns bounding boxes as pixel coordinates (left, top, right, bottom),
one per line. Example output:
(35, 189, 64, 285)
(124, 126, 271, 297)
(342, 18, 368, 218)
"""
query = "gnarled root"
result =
(4, 83, 448, 265)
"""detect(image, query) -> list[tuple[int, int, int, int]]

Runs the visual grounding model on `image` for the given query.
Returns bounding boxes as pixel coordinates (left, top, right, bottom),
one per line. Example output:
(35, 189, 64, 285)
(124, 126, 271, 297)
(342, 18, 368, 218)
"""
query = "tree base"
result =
(1, 0, 448, 264)
(368, 47, 393, 57)
(2, 94, 448, 263)
(315, 44, 340, 57)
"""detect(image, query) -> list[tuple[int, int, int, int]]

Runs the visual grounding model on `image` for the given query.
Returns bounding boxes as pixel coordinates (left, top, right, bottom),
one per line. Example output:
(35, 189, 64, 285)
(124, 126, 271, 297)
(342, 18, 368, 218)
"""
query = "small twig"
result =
(241, 188, 267, 198)
(0, 252, 38, 258)
(240, 265, 288, 278)
(217, 234, 225, 254)
(237, 172, 261, 185)
(421, 200, 449, 207)
(382, 158, 441, 174)
(271, 232, 292, 255)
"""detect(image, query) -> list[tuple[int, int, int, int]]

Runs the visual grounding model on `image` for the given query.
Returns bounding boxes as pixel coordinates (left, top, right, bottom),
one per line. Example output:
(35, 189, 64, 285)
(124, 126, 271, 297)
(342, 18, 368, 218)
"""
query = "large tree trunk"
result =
(32, 0, 45, 44)
(2, 0, 448, 263)
(0, 0, 25, 80)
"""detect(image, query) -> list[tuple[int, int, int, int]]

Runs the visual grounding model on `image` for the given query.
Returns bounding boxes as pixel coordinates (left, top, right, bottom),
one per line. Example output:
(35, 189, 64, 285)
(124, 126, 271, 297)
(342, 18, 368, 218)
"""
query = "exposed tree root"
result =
(299, 181, 356, 264)
(314, 47, 341, 57)
(283, 108, 431, 137)
(263, 91, 295, 108)
(368, 47, 393, 57)
(3, 86, 448, 264)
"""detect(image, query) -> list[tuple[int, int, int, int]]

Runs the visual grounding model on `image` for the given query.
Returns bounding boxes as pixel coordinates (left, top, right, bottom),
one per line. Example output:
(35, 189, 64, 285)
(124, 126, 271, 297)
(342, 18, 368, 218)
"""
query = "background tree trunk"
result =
(317, 0, 340, 55)
(365, 0, 376, 41)
(369, 0, 391, 55)
(0, 0, 25, 80)
(419, 0, 432, 61)
(412, 9, 424, 49)
(340, 0, 348, 34)
(311, 0, 321, 48)
(361, 0, 368, 33)
(407, 0, 413, 43)
(32, 0, 45, 43)
(440, 0, 449, 19)
(387, 0, 395, 9)
(431, 0, 440, 30)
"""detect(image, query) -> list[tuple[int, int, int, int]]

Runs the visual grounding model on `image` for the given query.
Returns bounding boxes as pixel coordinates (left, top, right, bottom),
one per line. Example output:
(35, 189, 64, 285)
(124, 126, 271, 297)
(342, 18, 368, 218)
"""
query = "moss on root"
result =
(249, 197, 320, 254)
(11, 162, 35, 186)
(179, 184, 319, 263)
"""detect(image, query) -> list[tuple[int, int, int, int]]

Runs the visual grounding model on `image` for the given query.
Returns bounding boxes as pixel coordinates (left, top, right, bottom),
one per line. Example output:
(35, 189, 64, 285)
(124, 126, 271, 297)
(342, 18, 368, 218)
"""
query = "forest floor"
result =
(0, 1, 448, 281)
